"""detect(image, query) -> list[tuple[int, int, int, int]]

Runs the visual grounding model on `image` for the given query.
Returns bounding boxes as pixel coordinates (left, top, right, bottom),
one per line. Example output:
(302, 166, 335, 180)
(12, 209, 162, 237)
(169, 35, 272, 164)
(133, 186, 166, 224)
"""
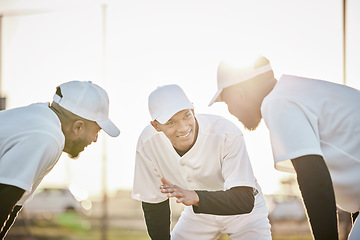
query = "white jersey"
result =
(0, 103, 64, 204)
(261, 74, 360, 213)
(132, 114, 260, 203)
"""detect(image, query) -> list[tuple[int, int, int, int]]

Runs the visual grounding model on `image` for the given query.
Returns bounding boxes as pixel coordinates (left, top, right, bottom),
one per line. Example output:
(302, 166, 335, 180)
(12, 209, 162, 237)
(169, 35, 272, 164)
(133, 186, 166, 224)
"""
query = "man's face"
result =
(152, 109, 197, 152)
(221, 86, 262, 131)
(64, 121, 101, 159)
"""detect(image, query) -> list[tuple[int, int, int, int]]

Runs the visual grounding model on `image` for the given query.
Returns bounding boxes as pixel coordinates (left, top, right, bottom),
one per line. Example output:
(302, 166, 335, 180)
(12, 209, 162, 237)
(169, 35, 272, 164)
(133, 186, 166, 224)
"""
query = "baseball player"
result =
(132, 84, 271, 240)
(209, 54, 360, 240)
(0, 80, 120, 238)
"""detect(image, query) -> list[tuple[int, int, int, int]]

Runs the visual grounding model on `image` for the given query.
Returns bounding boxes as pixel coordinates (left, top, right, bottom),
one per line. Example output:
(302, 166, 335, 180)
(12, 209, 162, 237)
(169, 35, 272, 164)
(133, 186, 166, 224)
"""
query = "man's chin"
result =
(241, 120, 261, 131)
(244, 126, 258, 131)
(67, 152, 81, 160)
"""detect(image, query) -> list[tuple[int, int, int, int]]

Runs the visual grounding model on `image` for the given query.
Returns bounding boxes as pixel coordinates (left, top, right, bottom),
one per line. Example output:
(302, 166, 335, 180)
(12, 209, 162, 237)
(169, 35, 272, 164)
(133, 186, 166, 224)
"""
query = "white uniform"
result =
(262, 74, 360, 213)
(261, 75, 360, 239)
(0, 103, 64, 205)
(132, 114, 271, 239)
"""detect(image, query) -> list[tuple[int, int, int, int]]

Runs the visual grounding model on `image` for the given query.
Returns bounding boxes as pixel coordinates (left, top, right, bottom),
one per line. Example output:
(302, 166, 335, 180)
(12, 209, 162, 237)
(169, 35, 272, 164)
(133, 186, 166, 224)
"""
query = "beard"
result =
(66, 138, 87, 159)
(67, 153, 80, 159)
(240, 116, 261, 131)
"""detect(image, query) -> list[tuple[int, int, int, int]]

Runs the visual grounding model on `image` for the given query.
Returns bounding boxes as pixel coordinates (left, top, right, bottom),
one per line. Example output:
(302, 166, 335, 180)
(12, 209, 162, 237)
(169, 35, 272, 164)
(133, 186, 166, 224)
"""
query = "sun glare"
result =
(221, 48, 262, 69)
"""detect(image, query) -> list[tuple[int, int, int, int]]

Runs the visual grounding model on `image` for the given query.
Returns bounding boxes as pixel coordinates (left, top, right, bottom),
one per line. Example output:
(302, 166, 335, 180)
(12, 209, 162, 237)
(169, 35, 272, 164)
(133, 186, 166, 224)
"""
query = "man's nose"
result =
(177, 120, 187, 131)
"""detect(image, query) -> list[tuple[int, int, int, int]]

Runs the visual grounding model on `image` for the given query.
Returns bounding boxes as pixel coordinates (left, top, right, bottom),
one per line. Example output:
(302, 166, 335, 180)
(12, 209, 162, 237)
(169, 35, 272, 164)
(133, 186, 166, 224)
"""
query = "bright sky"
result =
(1, 0, 359, 198)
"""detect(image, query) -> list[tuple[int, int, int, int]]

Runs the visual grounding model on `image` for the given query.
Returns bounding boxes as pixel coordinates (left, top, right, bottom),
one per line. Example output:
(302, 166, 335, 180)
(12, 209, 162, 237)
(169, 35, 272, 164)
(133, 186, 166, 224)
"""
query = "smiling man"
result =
(132, 84, 271, 240)
(0, 80, 120, 238)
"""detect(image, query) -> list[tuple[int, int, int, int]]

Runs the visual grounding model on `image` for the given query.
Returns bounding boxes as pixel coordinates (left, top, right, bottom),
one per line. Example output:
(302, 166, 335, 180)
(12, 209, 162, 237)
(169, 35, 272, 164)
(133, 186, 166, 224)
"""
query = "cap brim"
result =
(156, 102, 194, 124)
(208, 89, 223, 106)
(97, 119, 120, 137)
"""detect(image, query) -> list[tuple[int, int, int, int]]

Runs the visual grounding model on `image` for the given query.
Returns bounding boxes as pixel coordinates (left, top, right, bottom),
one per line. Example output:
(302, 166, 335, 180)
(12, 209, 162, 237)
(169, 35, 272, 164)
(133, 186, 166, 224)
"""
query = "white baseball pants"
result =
(171, 194, 272, 240)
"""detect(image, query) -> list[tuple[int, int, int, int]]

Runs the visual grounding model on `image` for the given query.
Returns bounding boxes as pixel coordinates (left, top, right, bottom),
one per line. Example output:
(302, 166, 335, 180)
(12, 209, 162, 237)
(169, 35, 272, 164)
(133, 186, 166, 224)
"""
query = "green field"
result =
(9, 224, 313, 240)
(7, 212, 315, 240)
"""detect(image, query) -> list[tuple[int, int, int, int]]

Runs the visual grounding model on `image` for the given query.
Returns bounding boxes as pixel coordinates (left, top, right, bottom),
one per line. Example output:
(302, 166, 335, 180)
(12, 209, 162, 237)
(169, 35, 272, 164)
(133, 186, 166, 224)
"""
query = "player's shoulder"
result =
(0, 102, 64, 144)
(137, 124, 161, 144)
(136, 123, 171, 152)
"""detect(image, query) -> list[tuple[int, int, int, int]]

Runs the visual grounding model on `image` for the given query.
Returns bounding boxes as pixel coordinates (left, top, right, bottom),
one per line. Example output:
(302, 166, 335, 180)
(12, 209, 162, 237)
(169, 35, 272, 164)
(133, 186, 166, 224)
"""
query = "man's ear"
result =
(191, 109, 195, 116)
(150, 121, 162, 132)
(72, 120, 85, 135)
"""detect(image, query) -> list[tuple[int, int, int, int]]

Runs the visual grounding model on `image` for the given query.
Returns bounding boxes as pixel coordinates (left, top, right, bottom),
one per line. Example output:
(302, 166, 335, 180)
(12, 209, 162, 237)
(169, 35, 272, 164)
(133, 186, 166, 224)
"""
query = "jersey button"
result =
(187, 179, 191, 182)
(181, 162, 185, 166)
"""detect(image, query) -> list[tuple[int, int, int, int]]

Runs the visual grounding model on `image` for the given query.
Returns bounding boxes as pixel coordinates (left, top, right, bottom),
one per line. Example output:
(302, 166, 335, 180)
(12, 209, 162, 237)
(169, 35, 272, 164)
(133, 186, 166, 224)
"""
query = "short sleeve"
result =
(0, 132, 62, 193)
(221, 131, 256, 190)
(262, 98, 323, 172)
(131, 138, 167, 203)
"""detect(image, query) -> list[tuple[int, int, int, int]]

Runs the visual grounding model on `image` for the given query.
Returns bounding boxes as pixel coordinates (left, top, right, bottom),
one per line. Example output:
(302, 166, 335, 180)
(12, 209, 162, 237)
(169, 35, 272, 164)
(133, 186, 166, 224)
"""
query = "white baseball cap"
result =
(53, 80, 120, 137)
(148, 84, 194, 124)
(208, 55, 272, 106)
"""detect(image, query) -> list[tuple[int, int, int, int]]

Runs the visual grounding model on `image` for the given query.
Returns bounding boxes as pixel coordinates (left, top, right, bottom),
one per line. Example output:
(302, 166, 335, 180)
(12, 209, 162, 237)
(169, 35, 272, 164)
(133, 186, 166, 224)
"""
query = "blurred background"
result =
(0, 0, 359, 239)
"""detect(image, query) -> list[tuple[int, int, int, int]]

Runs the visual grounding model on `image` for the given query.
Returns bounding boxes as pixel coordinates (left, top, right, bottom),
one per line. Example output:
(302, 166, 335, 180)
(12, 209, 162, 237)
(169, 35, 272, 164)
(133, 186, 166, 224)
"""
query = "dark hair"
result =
(55, 86, 63, 98)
